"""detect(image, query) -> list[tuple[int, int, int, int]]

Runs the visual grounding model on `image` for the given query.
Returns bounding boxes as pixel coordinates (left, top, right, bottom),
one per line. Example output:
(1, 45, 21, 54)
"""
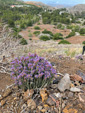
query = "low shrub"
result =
(28, 33, 33, 37)
(10, 53, 56, 90)
(42, 29, 53, 36)
(34, 26, 40, 30)
(53, 33, 63, 40)
(37, 22, 40, 25)
(33, 31, 40, 36)
(82, 41, 85, 44)
(80, 28, 85, 35)
(20, 38, 28, 45)
(57, 24, 62, 29)
(66, 31, 75, 38)
(29, 38, 32, 40)
(18, 35, 22, 39)
(40, 35, 50, 41)
(58, 40, 71, 44)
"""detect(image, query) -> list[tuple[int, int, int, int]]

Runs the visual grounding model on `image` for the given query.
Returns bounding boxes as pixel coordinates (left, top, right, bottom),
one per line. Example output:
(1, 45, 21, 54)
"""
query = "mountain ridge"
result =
(68, 4, 85, 13)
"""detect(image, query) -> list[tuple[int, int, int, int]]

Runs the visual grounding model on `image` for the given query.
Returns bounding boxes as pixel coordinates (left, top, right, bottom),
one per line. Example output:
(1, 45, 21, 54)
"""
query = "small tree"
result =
(53, 33, 63, 40)
(8, 20, 15, 27)
(66, 31, 75, 38)
(80, 28, 85, 35)
(40, 35, 50, 41)
(20, 38, 28, 45)
(58, 40, 71, 44)
(34, 26, 40, 30)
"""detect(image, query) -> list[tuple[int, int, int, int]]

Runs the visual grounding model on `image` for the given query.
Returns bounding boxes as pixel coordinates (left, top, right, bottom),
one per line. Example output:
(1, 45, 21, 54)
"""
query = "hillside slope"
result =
(68, 4, 85, 13)
(0, 0, 23, 5)
(26, 1, 56, 10)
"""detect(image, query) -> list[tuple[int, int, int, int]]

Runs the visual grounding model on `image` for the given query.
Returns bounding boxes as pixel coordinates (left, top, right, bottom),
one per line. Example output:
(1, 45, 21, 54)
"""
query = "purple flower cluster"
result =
(10, 53, 57, 89)
(75, 54, 83, 60)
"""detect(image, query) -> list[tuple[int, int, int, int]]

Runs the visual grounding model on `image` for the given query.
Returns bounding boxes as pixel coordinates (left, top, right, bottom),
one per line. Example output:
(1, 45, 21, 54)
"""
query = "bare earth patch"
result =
(19, 24, 71, 40)
(66, 36, 85, 44)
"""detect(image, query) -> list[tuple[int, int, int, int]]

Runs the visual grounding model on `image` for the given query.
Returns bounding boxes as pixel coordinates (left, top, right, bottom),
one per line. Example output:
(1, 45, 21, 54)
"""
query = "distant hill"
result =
(25, 1, 56, 10)
(0, 0, 24, 5)
(68, 4, 85, 13)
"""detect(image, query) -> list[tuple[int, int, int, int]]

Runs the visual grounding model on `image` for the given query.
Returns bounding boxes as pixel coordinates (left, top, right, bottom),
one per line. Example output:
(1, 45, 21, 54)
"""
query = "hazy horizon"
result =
(24, 0, 85, 6)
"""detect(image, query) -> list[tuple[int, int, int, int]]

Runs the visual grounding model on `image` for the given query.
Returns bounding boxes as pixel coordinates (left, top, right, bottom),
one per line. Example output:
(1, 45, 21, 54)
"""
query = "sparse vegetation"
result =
(34, 26, 40, 30)
(80, 28, 85, 35)
(28, 33, 33, 37)
(53, 33, 63, 40)
(66, 31, 75, 38)
(58, 40, 71, 44)
(82, 41, 85, 44)
(42, 29, 53, 36)
(20, 38, 28, 45)
(33, 31, 40, 36)
(40, 35, 50, 41)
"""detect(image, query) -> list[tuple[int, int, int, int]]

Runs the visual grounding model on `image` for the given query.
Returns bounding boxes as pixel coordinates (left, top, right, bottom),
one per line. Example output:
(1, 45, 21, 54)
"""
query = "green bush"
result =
(18, 35, 22, 39)
(8, 20, 15, 27)
(28, 30, 30, 32)
(58, 40, 71, 44)
(80, 28, 85, 35)
(29, 38, 32, 40)
(40, 35, 50, 41)
(27, 20, 33, 26)
(73, 26, 80, 32)
(37, 22, 40, 25)
(66, 31, 75, 38)
(82, 41, 85, 44)
(28, 33, 33, 37)
(57, 24, 62, 29)
(42, 29, 53, 36)
(20, 38, 28, 45)
(53, 33, 63, 40)
(34, 26, 40, 30)
(33, 31, 40, 36)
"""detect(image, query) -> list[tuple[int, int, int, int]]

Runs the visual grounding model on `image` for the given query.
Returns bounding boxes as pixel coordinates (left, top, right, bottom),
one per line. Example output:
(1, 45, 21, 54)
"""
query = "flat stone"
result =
(68, 92, 73, 98)
(0, 100, 6, 106)
(40, 88, 48, 102)
(70, 74, 83, 82)
(24, 89, 34, 101)
(63, 104, 78, 113)
(54, 93, 62, 98)
(51, 84, 58, 89)
(58, 74, 71, 92)
(78, 93, 85, 103)
(41, 109, 47, 113)
(27, 99, 36, 110)
(3, 88, 12, 98)
(38, 106, 43, 110)
(70, 87, 81, 92)
(46, 97, 55, 106)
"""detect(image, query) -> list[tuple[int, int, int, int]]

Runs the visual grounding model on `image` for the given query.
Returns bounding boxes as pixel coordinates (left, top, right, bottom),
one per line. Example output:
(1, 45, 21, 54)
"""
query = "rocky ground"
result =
(0, 23, 85, 113)
(0, 55, 85, 113)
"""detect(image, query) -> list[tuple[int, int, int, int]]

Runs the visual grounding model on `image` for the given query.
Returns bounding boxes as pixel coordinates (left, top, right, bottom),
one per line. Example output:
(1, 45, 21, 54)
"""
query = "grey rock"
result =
(54, 93, 62, 98)
(58, 74, 71, 92)
(70, 87, 81, 92)
(46, 97, 55, 106)
(68, 92, 73, 98)
(21, 104, 27, 110)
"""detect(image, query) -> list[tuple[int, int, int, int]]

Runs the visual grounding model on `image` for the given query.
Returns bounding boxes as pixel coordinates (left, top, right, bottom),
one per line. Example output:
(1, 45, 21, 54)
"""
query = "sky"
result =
(24, 0, 85, 6)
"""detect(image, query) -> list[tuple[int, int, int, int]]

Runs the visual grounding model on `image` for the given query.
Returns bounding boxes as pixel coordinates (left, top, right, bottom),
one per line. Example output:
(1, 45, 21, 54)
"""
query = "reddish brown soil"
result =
(49, 57, 85, 75)
(19, 24, 70, 40)
(66, 36, 85, 44)
(0, 73, 14, 93)
(0, 57, 85, 93)
(20, 24, 85, 44)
